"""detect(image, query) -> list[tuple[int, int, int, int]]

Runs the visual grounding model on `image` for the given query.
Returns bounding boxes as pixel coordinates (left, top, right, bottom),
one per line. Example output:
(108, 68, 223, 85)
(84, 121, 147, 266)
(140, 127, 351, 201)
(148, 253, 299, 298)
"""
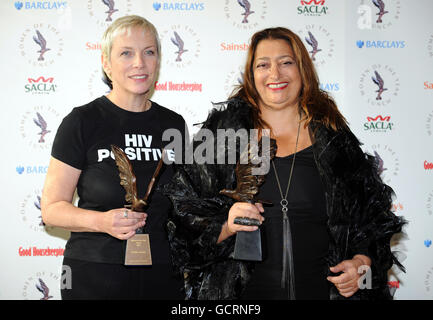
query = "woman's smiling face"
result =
(103, 26, 159, 99)
(253, 38, 302, 112)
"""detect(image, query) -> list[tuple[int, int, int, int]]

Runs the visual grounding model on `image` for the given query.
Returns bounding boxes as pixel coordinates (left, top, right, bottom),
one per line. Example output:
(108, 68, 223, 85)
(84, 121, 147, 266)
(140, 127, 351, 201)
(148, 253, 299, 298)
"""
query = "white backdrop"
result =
(0, 0, 431, 300)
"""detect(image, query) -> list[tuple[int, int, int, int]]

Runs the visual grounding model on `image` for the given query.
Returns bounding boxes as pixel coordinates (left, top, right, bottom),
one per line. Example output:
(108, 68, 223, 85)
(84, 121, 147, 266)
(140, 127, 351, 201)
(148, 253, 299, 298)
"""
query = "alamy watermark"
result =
(61, 265, 72, 290)
(159, 127, 273, 176)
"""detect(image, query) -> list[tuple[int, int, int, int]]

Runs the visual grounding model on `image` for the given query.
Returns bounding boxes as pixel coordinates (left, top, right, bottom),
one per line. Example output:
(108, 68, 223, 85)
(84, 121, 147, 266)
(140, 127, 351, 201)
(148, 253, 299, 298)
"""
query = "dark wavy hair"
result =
(230, 27, 347, 132)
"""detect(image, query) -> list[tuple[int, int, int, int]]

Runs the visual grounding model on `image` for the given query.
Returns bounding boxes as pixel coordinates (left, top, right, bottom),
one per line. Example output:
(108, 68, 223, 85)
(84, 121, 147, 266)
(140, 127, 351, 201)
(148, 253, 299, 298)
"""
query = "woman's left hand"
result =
(327, 255, 371, 298)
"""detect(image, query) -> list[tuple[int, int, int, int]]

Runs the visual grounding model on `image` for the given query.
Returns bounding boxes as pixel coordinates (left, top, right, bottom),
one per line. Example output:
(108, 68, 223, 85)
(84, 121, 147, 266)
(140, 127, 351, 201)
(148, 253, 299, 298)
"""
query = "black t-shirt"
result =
(242, 145, 330, 300)
(52, 96, 186, 264)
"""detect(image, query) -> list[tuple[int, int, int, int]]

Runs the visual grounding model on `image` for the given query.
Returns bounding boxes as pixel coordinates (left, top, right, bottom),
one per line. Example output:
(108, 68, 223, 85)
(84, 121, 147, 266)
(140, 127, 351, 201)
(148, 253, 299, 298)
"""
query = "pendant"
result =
(280, 199, 288, 218)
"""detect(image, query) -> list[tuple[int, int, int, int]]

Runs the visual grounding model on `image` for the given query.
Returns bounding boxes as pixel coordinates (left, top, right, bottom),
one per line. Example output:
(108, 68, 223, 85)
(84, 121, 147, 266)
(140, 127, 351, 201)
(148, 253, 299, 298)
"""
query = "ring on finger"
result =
(123, 210, 128, 219)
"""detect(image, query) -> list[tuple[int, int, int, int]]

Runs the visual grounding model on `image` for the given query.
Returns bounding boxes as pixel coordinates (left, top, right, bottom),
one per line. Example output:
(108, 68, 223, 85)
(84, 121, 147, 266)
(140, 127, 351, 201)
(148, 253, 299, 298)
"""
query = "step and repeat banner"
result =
(0, 0, 431, 300)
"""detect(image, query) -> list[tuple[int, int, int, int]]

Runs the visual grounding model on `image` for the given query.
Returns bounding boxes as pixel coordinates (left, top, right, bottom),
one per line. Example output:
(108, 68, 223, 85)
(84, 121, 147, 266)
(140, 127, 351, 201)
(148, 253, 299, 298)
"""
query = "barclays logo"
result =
(16, 165, 48, 175)
(357, 40, 406, 49)
(319, 82, 339, 92)
(425, 239, 432, 248)
(15, 1, 23, 9)
(14, 1, 67, 10)
(153, 2, 161, 10)
(153, 2, 204, 11)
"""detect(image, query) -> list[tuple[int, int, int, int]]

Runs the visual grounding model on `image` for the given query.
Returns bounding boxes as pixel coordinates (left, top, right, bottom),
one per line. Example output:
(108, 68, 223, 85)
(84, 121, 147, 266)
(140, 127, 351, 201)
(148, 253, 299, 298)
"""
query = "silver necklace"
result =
(272, 114, 301, 219)
(271, 113, 301, 300)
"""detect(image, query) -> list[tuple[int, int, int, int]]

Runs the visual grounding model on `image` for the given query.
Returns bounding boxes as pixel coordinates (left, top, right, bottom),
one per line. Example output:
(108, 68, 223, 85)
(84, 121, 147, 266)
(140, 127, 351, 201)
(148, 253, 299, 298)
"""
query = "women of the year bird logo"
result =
(19, 23, 64, 67)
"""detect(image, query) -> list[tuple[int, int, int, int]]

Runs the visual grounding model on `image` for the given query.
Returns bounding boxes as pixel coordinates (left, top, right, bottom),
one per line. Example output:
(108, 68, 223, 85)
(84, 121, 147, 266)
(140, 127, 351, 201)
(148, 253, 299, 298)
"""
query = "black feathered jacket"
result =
(162, 98, 405, 300)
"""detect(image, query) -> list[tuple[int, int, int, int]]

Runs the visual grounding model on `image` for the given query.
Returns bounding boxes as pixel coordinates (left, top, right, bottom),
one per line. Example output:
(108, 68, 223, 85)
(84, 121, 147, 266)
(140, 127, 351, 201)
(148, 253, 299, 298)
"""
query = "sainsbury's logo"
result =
(86, 42, 101, 50)
(220, 42, 249, 51)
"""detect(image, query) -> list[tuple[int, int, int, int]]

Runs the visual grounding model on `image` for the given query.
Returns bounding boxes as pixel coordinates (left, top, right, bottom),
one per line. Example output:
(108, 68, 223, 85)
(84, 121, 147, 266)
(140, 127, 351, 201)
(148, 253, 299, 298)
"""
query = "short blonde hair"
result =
(101, 15, 161, 88)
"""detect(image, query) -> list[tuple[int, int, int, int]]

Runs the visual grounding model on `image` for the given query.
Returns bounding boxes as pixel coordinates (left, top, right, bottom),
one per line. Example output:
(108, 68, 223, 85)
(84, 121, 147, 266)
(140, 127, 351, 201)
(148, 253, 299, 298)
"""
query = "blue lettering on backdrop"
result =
(366, 41, 406, 49)
(320, 83, 340, 92)
(161, 2, 205, 11)
(24, 1, 67, 10)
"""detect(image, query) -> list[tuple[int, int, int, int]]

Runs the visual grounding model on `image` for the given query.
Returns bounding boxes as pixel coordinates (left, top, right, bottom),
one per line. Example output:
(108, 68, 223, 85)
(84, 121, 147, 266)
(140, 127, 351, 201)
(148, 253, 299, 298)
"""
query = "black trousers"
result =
(61, 257, 184, 300)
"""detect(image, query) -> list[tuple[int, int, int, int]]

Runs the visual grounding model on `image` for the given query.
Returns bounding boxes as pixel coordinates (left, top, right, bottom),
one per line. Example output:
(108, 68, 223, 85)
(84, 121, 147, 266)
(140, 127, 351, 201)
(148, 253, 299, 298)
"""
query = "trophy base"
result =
(234, 229, 262, 261)
(124, 233, 152, 266)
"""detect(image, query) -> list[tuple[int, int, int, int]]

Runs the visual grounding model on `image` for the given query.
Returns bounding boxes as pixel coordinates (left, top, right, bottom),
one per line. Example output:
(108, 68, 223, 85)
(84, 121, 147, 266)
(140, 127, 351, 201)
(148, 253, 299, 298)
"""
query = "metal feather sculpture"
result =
(219, 136, 277, 261)
(220, 137, 277, 204)
(111, 144, 164, 212)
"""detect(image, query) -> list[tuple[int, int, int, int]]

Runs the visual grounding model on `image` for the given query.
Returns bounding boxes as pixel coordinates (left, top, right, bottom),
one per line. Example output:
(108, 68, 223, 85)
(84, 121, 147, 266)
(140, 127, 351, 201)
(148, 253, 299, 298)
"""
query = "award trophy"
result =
(111, 144, 164, 266)
(219, 137, 277, 261)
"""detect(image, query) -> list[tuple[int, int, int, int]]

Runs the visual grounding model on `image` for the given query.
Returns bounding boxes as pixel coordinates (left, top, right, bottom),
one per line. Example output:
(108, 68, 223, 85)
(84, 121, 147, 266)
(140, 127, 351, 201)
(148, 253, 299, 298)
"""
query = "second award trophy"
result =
(219, 136, 277, 261)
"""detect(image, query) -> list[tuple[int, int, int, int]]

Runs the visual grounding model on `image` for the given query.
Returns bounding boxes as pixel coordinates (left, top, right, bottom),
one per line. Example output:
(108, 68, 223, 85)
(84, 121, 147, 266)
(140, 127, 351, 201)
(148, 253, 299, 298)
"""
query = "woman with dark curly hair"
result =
(163, 27, 405, 300)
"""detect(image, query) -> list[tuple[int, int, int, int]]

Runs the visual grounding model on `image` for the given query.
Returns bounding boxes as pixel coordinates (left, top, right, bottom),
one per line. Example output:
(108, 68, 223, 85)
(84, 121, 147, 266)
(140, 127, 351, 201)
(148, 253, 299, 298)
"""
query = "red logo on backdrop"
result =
(25, 77, 57, 95)
(424, 161, 433, 170)
(392, 203, 404, 213)
(86, 42, 101, 50)
(28, 76, 54, 83)
(154, 81, 202, 93)
(424, 81, 433, 89)
(18, 246, 64, 257)
(364, 115, 394, 132)
(388, 281, 400, 289)
(301, 0, 325, 4)
(367, 115, 391, 122)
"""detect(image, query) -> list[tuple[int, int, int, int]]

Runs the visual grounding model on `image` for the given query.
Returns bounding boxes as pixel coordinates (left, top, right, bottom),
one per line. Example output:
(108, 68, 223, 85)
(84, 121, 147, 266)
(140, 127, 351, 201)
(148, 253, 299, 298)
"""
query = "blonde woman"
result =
(42, 15, 185, 299)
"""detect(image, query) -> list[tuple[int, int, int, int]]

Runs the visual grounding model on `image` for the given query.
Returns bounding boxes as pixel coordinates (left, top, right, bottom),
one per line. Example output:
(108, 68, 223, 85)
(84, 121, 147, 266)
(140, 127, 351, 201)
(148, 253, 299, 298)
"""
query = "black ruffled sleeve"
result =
(161, 100, 256, 299)
(326, 128, 406, 299)
(163, 165, 235, 272)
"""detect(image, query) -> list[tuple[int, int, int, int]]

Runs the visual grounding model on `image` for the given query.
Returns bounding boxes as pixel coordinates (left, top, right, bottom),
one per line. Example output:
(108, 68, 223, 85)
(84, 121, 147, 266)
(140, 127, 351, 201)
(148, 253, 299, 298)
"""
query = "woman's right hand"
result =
(227, 202, 265, 235)
(101, 209, 147, 240)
